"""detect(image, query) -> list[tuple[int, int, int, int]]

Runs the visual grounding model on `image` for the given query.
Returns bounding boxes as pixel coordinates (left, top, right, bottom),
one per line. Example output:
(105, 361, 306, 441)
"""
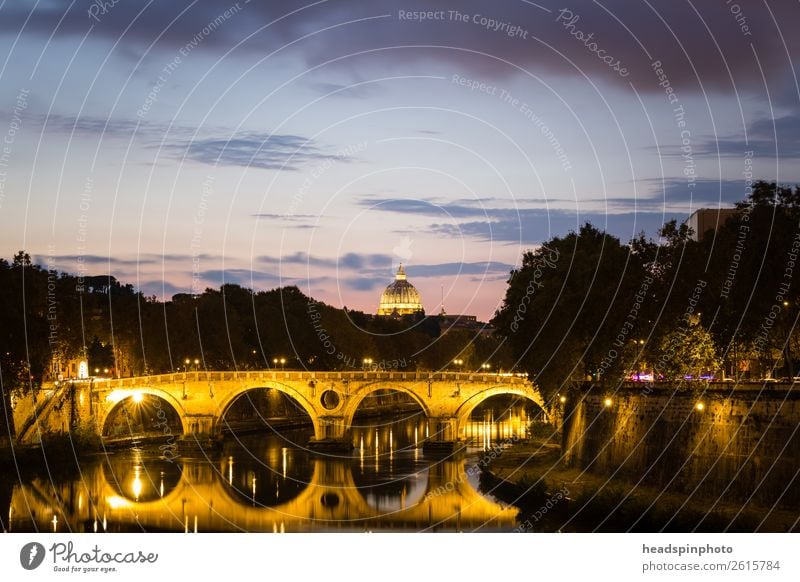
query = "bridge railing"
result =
(57, 370, 530, 390)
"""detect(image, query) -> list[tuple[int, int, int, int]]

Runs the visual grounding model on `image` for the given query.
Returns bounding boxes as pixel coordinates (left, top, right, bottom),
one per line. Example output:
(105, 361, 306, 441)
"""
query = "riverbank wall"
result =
(561, 382, 800, 507)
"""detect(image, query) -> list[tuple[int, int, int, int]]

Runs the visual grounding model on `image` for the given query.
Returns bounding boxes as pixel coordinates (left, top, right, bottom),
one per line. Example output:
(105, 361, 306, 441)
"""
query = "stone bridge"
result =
(16, 370, 546, 451)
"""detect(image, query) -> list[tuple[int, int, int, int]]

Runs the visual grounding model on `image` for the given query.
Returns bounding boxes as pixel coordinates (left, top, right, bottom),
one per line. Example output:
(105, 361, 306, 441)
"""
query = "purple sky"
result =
(1, 1, 798, 320)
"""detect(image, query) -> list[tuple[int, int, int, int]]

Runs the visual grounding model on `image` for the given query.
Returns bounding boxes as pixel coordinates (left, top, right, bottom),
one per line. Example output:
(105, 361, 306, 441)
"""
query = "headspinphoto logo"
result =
(20, 542, 46, 570)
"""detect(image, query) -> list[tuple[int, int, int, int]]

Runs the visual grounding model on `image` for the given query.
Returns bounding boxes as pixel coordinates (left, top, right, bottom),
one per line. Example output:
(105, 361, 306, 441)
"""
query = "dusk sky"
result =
(1, 1, 798, 320)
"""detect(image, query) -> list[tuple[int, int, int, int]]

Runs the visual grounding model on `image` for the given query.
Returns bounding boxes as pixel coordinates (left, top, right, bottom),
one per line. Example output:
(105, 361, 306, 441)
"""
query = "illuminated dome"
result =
(377, 264, 424, 316)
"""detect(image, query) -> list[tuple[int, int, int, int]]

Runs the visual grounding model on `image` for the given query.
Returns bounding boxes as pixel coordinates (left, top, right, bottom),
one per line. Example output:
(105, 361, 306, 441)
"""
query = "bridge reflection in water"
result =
(8, 414, 527, 532)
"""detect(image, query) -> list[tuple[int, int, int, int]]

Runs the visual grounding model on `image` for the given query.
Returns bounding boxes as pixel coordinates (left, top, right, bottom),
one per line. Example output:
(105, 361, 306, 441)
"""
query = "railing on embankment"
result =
(614, 380, 800, 392)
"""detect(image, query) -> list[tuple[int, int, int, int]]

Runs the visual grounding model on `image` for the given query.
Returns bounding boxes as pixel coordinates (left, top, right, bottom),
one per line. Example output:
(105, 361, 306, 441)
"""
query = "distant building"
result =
(377, 264, 424, 317)
(439, 312, 494, 336)
(685, 208, 739, 241)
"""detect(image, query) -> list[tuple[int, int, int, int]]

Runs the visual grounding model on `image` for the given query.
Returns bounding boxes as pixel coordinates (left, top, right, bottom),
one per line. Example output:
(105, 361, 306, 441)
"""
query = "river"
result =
(6, 407, 534, 532)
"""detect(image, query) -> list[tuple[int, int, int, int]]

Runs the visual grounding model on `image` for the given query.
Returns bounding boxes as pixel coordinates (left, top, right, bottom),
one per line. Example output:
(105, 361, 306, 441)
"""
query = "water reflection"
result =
(8, 417, 522, 532)
(463, 404, 532, 447)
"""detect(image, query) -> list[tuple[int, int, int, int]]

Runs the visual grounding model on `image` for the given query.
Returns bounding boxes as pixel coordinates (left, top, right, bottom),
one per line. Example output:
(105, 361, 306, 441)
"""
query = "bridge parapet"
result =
(68, 370, 530, 390)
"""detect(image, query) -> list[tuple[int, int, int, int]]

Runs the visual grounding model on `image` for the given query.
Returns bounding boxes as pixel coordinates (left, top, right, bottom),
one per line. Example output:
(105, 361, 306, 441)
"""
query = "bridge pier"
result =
(307, 415, 353, 453)
(422, 416, 465, 455)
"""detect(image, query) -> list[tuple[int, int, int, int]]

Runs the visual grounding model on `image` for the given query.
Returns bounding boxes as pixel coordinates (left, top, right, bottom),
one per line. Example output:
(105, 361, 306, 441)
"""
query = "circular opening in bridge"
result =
(220, 387, 314, 442)
(320, 390, 340, 410)
(102, 394, 184, 442)
(466, 394, 552, 445)
(320, 492, 340, 509)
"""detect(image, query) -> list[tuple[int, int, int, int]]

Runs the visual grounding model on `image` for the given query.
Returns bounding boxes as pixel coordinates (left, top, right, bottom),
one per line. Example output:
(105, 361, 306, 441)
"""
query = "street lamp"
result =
(480, 363, 491, 373)
(273, 357, 286, 371)
(453, 359, 463, 373)
(363, 357, 373, 371)
(636, 339, 645, 379)
(781, 301, 793, 378)
(194, 358, 200, 371)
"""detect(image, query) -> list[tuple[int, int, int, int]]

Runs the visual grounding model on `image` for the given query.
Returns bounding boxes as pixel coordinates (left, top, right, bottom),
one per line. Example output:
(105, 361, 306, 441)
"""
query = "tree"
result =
(655, 321, 721, 381)
(492, 224, 645, 399)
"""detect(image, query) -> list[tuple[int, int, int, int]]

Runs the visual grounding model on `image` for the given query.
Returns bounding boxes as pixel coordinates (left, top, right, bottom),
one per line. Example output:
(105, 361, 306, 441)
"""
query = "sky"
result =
(0, 0, 799, 320)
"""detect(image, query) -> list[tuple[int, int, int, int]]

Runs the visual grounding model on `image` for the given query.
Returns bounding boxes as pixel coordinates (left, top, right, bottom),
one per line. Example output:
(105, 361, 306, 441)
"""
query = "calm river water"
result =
(6, 409, 533, 532)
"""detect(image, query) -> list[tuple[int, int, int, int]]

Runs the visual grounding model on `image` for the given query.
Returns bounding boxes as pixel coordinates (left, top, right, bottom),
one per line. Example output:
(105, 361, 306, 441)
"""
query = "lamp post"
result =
(273, 357, 286, 371)
(183, 358, 190, 399)
(453, 359, 463, 374)
(781, 301, 793, 378)
(480, 363, 491, 374)
(636, 339, 645, 380)
(363, 357, 373, 371)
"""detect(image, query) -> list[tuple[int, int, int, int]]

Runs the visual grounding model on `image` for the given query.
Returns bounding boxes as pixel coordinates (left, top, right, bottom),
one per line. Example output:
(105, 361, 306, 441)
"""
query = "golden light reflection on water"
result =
(9, 416, 522, 532)
(463, 405, 531, 447)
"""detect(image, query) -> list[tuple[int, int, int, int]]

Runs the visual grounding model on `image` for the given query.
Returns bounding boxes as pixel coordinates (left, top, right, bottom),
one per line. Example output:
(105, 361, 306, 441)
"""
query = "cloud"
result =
(37, 114, 149, 139)
(198, 268, 282, 288)
(693, 115, 800, 159)
(32, 252, 226, 270)
(357, 196, 504, 219)
(166, 133, 335, 170)
(343, 277, 384, 292)
(3, 1, 797, 107)
(308, 81, 383, 99)
(258, 252, 393, 270)
(360, 180, 756, 244)
(34, 115, 343, 170)
(649, 178, 749, 207)
(432, 210, 685, 244)
(251, 213, 319, 220)
(404, 261, 515, 277)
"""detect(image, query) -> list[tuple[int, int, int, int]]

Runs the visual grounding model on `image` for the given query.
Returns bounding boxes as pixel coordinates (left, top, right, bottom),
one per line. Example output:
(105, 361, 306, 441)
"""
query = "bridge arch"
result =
(341, 382, 431, 430)
(99, 388, 188, 438)
(215, 383, 321, 438)
(453, 384, 547, 439)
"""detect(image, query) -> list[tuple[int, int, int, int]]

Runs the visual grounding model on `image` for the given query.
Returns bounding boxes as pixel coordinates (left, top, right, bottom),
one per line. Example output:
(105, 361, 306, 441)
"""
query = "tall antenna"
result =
(440, 284, 445, 315)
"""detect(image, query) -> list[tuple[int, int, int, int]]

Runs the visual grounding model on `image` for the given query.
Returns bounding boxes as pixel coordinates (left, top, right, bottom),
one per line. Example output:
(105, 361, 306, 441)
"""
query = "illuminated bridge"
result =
(14, 370, 546, 451)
